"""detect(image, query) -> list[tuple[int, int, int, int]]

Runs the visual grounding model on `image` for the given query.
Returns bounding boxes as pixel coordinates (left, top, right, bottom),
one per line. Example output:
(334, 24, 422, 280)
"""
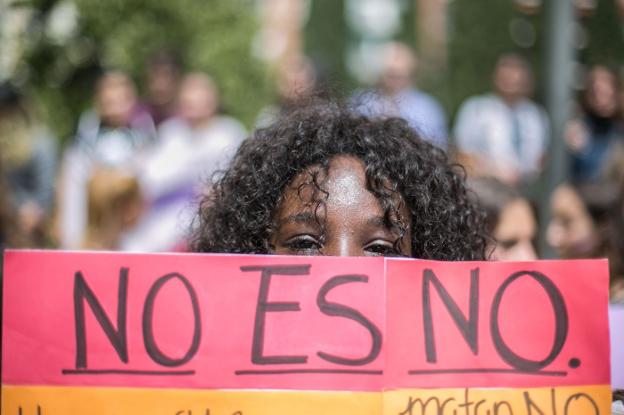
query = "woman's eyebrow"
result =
(276, 212, 317, 225)
(367, 216, 388, 228)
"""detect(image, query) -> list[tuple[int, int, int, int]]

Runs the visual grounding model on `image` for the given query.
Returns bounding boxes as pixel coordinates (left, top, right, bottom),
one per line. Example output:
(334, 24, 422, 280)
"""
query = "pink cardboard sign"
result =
(385, 259, 610, 389)
(1, 251, 611, 391)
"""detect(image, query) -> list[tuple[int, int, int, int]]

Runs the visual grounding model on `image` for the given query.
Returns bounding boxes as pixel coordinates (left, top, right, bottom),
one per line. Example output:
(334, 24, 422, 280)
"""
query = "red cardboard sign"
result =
(385, 258, 610, 388)
(2, 250, 610, 394)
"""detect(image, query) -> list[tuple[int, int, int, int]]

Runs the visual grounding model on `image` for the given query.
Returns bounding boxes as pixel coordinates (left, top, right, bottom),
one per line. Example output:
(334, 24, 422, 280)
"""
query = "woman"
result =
(547, 181, 624, 301)
(468, 177, 537, 261)
(137, 72, 246, 251)
(0, 82, 57, 246)
(192, 101, 487, 260)
(57, 70, 155, 249)
(566, 65, 624, 182)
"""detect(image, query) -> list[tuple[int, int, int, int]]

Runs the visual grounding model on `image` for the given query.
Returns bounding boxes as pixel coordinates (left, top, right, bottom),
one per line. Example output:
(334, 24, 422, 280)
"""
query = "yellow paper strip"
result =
(384, 385, 611, 415)
(2, 385, 611, 415)
(2, 386, 380, 415)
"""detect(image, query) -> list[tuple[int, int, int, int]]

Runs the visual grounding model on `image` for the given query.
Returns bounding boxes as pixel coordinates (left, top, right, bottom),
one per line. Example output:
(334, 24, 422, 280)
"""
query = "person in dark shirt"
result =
(566, 65, 624, 181)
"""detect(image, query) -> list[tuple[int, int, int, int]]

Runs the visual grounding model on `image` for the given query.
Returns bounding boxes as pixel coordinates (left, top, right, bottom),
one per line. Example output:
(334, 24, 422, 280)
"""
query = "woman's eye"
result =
(498, 238, 519, 250)
(284, 235, 322, 254)
(364, 242, 400, 257)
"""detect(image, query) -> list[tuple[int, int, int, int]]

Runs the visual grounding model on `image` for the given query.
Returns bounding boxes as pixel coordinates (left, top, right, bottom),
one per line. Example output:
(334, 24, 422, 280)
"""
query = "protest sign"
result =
(1, 250, 611, 414)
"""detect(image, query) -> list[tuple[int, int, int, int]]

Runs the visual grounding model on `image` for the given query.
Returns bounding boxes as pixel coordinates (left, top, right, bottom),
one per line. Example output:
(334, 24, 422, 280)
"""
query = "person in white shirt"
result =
(454, 53, 549, 185)
(58, 71, 156, 249)
(125, 72, 246, 251)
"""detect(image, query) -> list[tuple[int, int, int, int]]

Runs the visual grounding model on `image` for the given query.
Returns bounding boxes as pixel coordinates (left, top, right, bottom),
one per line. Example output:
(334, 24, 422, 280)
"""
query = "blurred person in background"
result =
(256, 54, 318, 128)
(565, 65, 624, 182)
(614, 390, 624, 415)
(454, 53, 549, 186)
(57, 70, 156, 249)
(0, 160, 14, 323)
(612, 186, 624, 303)
(0, 82, 57, 247)
(126, 72, 246, 251)
(143, 50, 183, 126)
(352, 42, 448, 148)
(82, 166, 144, 250)
(547, 180, 624, 302)
(0, 159, 23, 253)
(469, 176, 538, 261)
(72, 70, 156, 165)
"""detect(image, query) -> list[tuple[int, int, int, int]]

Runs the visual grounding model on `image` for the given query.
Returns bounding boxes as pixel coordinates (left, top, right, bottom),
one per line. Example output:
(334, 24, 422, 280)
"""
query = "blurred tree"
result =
(304, 0, 350, 90)
(304, 0, 416, 92)
(581, 0, 624, 66)
(13, 0, 268, 140)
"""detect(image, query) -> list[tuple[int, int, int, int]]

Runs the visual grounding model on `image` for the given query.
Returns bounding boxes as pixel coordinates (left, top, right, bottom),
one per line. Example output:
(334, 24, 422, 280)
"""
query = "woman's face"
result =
(586, 66, 618, 118)
(178, 74, 218, 126)
(97, 74, 137, 128)
(270, 156, 412, 257)
(491, 198, 537, 261)
(547, 185, 597, 258)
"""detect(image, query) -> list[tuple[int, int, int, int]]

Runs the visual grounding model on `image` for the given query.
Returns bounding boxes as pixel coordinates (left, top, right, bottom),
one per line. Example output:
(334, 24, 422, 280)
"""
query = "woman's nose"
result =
(322, 236, 361, 257)
(546, 222, 564, 250)
(515, 240, 538, 261)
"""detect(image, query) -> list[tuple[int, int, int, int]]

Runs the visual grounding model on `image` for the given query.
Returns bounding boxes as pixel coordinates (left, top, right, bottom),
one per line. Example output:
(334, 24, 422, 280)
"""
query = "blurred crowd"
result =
(0, 44, 623, 302)
(1, 51, 248, 254)
(461, 55, 624, 303)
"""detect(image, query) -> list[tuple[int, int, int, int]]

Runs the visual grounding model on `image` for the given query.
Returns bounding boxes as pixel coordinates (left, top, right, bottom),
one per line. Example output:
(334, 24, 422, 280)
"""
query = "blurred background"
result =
(3, 0, 624, 399)
(6, 0, 624, 138)
(1, 0, 624, 299)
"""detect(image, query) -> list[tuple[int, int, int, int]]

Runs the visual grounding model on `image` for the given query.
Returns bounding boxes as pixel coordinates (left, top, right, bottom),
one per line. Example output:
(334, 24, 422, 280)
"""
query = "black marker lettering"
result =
(400, 396, 456, 415)
(550, 388, 557, 415)
(491, 271, 568, 372)
(523, 390, 547, 415)
(422, 268, 480, 363)
(316, 275, 382, 366)
(241, 265, 310, 365)
(473, 399, 486, 415)
(73, 268, 128, 368)
(457, 388, 475, 415)
(564, 393, 599, 415)
(142, 273, 201, 367)
(17, 406, 42, 415)
(494, 401, 514, 415)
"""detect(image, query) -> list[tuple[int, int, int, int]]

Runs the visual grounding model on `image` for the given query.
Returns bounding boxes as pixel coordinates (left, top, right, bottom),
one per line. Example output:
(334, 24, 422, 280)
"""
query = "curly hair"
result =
(191, 101, 487, 260)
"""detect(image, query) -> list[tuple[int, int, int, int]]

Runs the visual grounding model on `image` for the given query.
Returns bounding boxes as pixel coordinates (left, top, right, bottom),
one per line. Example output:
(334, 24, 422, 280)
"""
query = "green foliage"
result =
(582, 0, 624, 66)
(445, 0, 543, 118)
(21, 0, 268, 140)
(304, 0, 351, 90)
(304, 0, 416, 92)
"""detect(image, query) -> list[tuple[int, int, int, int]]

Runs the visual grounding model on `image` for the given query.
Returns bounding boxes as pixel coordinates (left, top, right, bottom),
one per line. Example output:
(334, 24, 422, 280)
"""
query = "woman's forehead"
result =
(276, 155, 408, 220)
(282, 156, 368, 205)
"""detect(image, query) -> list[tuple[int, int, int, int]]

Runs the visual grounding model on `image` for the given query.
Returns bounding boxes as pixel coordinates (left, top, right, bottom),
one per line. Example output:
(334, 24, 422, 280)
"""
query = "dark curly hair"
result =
(191, 101, 487, 260)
